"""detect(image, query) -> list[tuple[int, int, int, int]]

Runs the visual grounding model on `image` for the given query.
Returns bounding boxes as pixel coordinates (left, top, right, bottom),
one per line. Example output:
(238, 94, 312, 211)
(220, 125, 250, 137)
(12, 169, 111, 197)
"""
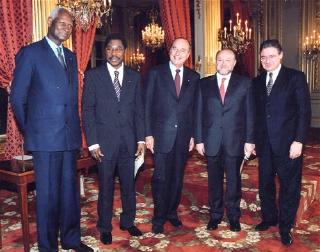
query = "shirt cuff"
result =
(137, 141, 145, 144)
(88, 144, 100, 151)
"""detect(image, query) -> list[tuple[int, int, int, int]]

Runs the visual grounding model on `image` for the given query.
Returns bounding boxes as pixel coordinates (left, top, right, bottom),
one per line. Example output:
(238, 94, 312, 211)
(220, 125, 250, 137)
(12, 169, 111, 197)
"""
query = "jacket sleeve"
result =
(134, 74, 145, 141)
(194, 79, 203, 144)
(82, 71, 98, 146)
(144, 69, 156, 137)
(10, 47, 33, 134)
(293, 72, 311, 144)
(245, 79, 255, 143)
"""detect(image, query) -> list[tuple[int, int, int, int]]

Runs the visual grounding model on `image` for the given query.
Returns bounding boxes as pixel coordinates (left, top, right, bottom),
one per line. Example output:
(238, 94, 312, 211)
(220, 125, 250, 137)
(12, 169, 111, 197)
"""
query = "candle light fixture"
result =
(218, 12, 252, 54)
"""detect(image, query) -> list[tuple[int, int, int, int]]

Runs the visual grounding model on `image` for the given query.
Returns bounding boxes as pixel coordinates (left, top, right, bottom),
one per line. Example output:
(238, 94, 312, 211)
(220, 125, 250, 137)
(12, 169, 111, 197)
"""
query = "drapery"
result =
(72, 19, 98, 150)
(158, 0, 193, 68)
(0, 0, 33, 159)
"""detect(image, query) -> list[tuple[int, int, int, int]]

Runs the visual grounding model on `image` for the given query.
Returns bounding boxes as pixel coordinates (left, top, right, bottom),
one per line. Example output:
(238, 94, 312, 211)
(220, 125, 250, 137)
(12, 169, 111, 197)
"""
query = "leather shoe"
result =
(280, 231, 293, 246)
(152, 225, 164, 234)
(229, 220, 241, 232)
(207, 219, 221, 230)
(168, 218, 182, 227)
(63, 242, 94, 252)
(255, 221, 278, 231)
(120, 225, 142, 236)
(100, 232, 112, 245)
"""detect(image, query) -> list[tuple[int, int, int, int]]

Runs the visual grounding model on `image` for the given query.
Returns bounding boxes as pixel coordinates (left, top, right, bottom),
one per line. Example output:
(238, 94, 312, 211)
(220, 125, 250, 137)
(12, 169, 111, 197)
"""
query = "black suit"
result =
(195, 73, 255, 222)
(82, 64, 144, 233)
(253, 65, 311, 232)
(144, 63, 200, 227)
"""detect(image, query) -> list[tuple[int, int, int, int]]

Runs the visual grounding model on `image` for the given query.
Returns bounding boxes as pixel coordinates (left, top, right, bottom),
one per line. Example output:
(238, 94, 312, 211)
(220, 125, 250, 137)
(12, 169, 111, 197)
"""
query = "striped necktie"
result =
(114, 70, 121, 101)
(56, 47, 66, 69)
(266, 72, 273, 96)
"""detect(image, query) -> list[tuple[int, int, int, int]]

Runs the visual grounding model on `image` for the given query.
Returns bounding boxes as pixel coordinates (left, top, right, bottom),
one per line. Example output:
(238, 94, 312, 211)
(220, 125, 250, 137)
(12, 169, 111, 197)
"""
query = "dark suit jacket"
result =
(195, 73, 255, 157)
(144, 63, 200, 153)
(10, 38, 81, 151)
(82, 64, 144, 160)
(253, 65, 311, 155)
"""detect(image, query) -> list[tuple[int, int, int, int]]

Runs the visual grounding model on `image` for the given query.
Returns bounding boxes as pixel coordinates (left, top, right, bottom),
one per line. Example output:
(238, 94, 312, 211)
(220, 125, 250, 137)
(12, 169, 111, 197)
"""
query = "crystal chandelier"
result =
(57, 0, 112, 32)
(218, 13, 252, 54)
(142, 9, 165, 52)
(303, 30, 320, 60)
(130, 48, 145, 72)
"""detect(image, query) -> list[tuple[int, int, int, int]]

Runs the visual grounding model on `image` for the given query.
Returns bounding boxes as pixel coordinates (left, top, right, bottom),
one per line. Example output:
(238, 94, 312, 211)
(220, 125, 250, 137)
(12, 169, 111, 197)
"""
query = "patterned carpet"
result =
(0, 140, 319, 251)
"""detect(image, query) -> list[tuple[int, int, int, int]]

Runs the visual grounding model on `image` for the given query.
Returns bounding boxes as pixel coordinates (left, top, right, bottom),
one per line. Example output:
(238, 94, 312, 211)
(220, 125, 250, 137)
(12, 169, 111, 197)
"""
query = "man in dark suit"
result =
(10, 8, 93, 252)
(82, 34, 144, 245)
(195, 49, 255, 232)
(253, 39, 311, 246)
(144, 38, 200, 234)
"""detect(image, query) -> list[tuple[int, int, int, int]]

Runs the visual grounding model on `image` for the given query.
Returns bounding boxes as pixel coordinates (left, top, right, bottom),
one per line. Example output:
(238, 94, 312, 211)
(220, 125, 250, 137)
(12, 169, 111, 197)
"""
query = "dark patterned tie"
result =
(175, 69, 181, 97)
(114, 71, 121, 101)
(56, 47, 66, 69)
(220, 77, 226, 104)
(266, 72, 273, 96)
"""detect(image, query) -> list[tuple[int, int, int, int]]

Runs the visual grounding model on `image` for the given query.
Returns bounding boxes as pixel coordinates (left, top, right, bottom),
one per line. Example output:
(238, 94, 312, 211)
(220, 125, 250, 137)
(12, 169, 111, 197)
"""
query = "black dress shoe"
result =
(100, 232, 112, 245)
(280, 231, 293, 246)
(255, 221, 278, 231)
(120, 225, 143, 236)
(229, 220, 241, 232)
(63, 242, 94, 252)
(207, 219, 221, 230)
(152, 225, 164, 234)
(168, 218, 182, 227)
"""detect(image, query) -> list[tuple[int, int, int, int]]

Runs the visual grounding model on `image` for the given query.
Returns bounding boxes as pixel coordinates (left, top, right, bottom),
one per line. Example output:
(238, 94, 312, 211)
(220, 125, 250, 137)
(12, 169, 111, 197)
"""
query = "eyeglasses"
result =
(260, 55, 279, 62)
(106, 47, 124, 53)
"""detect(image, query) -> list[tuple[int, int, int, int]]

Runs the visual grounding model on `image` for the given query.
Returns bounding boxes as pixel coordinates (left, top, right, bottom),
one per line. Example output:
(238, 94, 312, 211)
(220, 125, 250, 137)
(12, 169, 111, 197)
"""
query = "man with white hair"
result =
(11, 7, 93, 252)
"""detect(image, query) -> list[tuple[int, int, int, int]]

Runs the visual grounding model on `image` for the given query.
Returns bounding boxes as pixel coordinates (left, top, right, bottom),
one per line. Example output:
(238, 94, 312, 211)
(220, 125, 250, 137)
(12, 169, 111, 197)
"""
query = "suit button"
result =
(267, 115, 271, 119)
(118, 110, 120, 114)
(64, 104, 67, 107)
(174, 125, 178, 128)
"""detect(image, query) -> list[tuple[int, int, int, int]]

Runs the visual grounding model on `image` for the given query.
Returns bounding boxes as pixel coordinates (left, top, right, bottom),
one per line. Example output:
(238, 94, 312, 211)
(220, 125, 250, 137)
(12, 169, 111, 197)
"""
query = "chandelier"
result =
(142, 9, 165, 52)
(303, 30, 320, 60)
(57, 0, 112, 32)
(130, 48, 145, 72)
(218, 13, 252, 54)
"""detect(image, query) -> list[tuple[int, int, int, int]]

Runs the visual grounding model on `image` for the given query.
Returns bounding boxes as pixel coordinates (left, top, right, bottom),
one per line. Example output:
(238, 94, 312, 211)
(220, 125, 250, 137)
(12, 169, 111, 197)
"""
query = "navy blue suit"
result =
(82, 64, 144, 233)
(195, 73, 255, 222)
(253, 66, 311, 232)
(144, 63, 200, 227)
(10, 38, 82, 251)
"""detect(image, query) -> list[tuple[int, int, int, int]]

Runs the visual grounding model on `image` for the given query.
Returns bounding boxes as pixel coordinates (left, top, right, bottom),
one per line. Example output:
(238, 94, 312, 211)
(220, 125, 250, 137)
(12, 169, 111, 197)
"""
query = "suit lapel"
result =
(269, 66, 285, 96)
(95, 64, 119, 101)
(179, 67, 192, 98)
(161, 63, 177, 99)
(224, 73, 238, 105)
(121, 67, 134, 99)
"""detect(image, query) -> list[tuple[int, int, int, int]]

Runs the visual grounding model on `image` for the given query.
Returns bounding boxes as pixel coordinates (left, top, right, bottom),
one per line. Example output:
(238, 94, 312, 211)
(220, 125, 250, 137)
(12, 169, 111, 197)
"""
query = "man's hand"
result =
(244, 143, 255, 159)
(135, 143, 145, 157)
(90, 147, 104, 162)
(196, 143, 205, 156)
(145, 136, 154, 153)
(289, 141, 303, 159)
(189, 138, 195, 152)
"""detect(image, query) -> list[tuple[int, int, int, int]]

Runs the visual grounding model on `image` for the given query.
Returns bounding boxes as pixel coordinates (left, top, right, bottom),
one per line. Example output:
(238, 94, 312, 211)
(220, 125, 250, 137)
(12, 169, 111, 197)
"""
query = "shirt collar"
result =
(268, 64, 282, 79)
(45, 36, 63, 53)
(107, 62, 124, 74)
(216, 72, 232, 82)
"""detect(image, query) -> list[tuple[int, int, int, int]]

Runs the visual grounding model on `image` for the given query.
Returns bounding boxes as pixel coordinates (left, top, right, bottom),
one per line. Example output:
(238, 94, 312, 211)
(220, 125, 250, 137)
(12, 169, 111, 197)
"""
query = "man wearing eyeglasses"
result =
(144, 38, 200, 234)
(82, 34, 145, 245)
(253, 39, 311, 246)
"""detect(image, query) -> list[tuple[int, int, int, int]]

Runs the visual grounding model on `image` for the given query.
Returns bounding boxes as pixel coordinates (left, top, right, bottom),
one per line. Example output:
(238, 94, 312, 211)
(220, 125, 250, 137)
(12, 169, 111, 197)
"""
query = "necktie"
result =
(56, 47, 66, 69)
(175, 69, 181, 97)
(113, 70, 121, 101)
(266, 72, 273, 96)
(220, 77, 226, 104)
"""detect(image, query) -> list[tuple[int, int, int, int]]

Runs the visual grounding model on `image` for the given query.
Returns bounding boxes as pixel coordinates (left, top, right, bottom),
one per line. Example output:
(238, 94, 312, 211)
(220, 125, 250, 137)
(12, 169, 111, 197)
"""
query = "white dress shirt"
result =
(266, 64, 282, 86)
(216, 72, 232, 92)
(169, 61, 184, 87)
(45, 36, 66, 64)
(107, 62, 124, 86)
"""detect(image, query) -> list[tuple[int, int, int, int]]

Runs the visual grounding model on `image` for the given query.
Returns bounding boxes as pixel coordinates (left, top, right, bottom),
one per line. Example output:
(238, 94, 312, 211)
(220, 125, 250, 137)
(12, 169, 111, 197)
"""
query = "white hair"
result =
(49, 7, 70, 20)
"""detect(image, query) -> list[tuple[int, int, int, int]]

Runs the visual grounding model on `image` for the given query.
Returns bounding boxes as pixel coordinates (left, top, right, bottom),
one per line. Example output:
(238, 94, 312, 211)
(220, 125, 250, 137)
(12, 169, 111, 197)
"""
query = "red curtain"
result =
(158, 0, 193, 68)
(229, 0, 255, 78)
(72, 20, 98, 150)
(0, 0, 32, 160)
